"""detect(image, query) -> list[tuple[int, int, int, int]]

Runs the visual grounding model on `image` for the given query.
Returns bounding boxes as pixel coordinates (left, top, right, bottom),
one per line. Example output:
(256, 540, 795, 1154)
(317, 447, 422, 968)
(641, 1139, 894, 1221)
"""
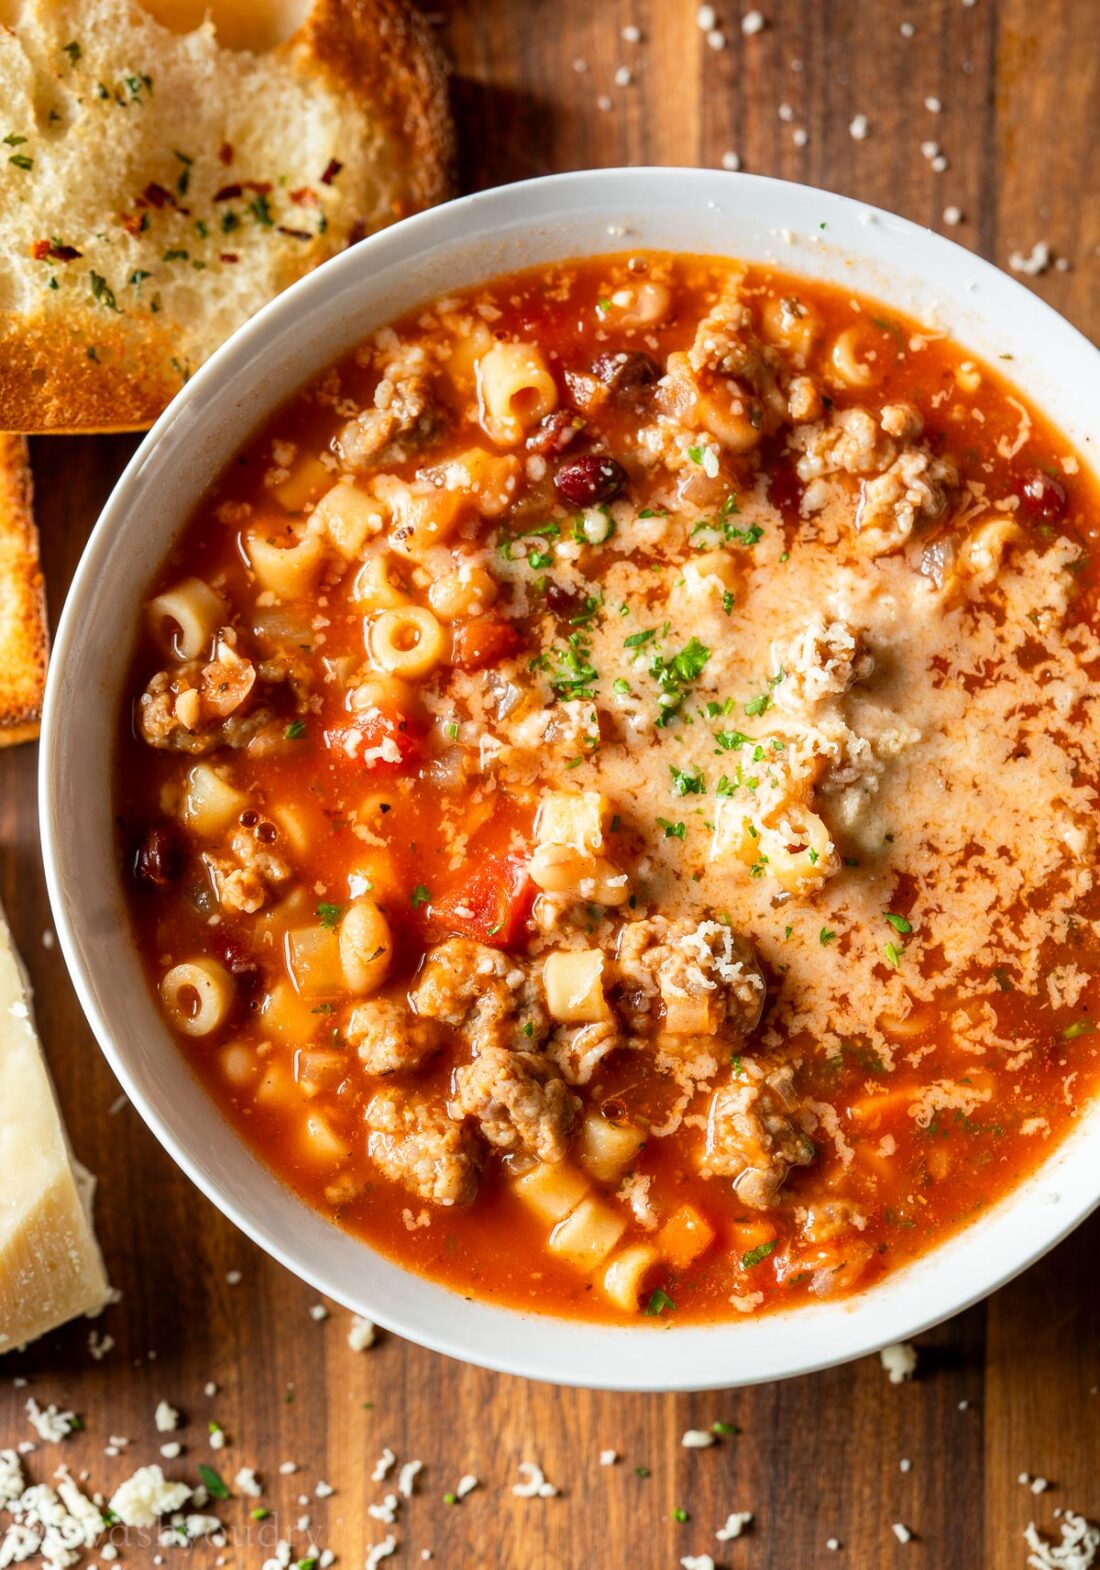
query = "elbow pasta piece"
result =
(548, 1196, 626, 1270)
(270, 452, 332, 514)
(427, 563, 499, 621)
(602, 1243, 659, 1312)
(512, 1160, 591, 1224)
(760, 294, 823, 360)
(351, 546, 415, 611)
(182, 762, 248, 836)
(663, 351, 763, 455)
(710, 789, 839, 896)
(147, 577, 225, 660)
(367, 605, 446, 680)
(602, 280, 672, 328)
(338, 900, 392, 994)
(311, 478, 384, 560)
(476, 341, 559, 446)
(348, 673, 417, 715)
(681, 550, 740, 597)
(829, 325, 882, 388)
(160, 959, 234, 1037)
(957, 517, 1023, 589)
(578, 1114, 645, 1183)
(542, 949, 610, 1024)
(285, 926, 345, 1001)
(374, 474, 466, 559)
(245, 523, 328, 598)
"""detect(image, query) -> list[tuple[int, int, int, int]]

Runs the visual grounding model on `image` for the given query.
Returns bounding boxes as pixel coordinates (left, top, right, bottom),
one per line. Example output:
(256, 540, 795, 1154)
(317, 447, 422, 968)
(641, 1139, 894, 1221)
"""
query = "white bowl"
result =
(40, 168, 1100, 1391)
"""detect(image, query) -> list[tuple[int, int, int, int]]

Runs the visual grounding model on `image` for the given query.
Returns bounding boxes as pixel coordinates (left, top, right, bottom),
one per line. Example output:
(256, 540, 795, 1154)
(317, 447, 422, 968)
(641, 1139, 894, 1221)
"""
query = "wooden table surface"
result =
(3, 2, 1098, 1567)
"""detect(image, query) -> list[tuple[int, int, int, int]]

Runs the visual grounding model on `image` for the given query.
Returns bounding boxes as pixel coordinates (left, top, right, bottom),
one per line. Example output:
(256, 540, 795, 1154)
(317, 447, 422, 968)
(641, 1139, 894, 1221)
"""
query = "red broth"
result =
(116, 254, 1100, 1323)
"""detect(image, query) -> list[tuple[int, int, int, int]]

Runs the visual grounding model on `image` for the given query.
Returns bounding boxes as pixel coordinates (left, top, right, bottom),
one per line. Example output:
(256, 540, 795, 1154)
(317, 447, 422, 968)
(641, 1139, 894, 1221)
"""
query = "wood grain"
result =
(2, 3, 1098, 1566)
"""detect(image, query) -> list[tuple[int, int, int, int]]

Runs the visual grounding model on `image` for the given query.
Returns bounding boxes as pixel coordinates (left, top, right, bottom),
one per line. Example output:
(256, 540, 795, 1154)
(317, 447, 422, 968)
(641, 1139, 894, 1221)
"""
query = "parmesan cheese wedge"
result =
(0, 901, 110, 1352)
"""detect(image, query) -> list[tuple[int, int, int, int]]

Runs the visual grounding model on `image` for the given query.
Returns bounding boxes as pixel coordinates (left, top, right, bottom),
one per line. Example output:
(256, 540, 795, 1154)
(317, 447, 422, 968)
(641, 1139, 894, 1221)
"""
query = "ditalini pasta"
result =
(119, 252, 1100, 1323)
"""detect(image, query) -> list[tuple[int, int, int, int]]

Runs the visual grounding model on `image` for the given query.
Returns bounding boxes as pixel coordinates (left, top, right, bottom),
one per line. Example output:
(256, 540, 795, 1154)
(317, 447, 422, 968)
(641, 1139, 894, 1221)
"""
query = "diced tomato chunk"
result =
(325, 708, 420, 775)
(449, 617, 523, 672)
(430, 854, 534, 948)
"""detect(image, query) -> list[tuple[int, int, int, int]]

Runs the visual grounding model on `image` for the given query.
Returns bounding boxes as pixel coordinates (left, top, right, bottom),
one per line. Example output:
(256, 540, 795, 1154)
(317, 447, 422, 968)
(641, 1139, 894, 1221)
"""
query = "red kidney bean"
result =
(134, 825, 185, 888)
(526, 409, 585, 457)
(1017, 466, 1067, 523)
(554, 454, 627, 507)
(591, 350, 660, 395)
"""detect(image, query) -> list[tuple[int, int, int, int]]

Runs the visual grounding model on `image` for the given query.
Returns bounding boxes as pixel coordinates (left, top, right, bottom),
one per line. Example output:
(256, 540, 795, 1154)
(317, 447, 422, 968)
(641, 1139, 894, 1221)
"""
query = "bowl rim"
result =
(39, 165, 1100, 1391)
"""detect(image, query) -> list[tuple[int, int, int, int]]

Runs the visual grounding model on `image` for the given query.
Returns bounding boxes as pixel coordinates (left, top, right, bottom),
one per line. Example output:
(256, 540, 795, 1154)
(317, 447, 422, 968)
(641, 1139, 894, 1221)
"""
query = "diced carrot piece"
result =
(657, 1204, 717, 1271)
(729, 1218, 778, 1257)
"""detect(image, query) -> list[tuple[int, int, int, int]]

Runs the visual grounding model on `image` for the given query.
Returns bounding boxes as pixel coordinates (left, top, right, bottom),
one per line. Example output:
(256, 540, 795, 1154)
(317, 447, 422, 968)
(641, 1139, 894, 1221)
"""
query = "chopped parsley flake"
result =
(884, 942, 904, 969)
(657, 818, 687, 840)
(669, 764, 705, 796)
(411, 884, 431, 909)
(284, 720, 306, 740)
(741, 1240, 776, 1268)
(644, 1287, 675, 1316)
(819, 928, 836, 947)
(315, 902, 342, 929)
(1062, 1019, 1094, 1038)
(884, 912, 912, 934)
(197, 1465, 229, 1500)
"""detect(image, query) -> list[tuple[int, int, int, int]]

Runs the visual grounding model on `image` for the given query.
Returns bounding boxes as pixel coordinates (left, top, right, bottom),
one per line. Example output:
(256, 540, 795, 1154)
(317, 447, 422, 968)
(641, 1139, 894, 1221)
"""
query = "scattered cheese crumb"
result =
(26, 1401, 78, 1443)
(681, 1558, 716, 1570)
(599, 1450, 618, 1467)
(721, 150, 742, 172)
(110, 1467, 192, 1528)
(1010, 242, 1053, 277)
(1023, 1512, 1100, 1570)
(826, 1540, 841, 1552)
(160, 1442, 182, 1460)
(614, 65, 633, 87)
(900, 1458, 912, 1474)
(204, 1383, 217, 1399)
(225, 1271, 242, 1287)
(925, 95, 943, 111)
(943, 206, 963, 226)
(397, 1462, 422, 1500)
(681, 1430, 716, 1449)
(879, 1343, 918, 1384)
(365, 1537, 397, 1568)
(621, 24, 641, 42)
(315, 1481, 334, 1500)
(235, 1468, 262, 1498)
(308, 1305, 328, 1323)
(741, 9, 766, 33)
(371, 1450, 396, 1484)
(455, 1475, 478, 1500)
(512, 1462, 559, 1499)
(716, 1512, 753, 1540)
(348, 1316, 376, 1352)
(88, 1332, 114, 1362)
(849, 114, 869, 140)
(892, 1523, 913, 1544)
(154, 1403, 179, 1434)
(696, 4, 717, 28)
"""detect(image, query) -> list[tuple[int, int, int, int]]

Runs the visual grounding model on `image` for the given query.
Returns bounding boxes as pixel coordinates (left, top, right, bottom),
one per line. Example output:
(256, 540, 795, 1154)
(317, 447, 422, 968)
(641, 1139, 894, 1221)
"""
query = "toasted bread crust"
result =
(300, 0, 455, 220)
(0, 0, 453, 437)
(0, 437, 48, 745)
